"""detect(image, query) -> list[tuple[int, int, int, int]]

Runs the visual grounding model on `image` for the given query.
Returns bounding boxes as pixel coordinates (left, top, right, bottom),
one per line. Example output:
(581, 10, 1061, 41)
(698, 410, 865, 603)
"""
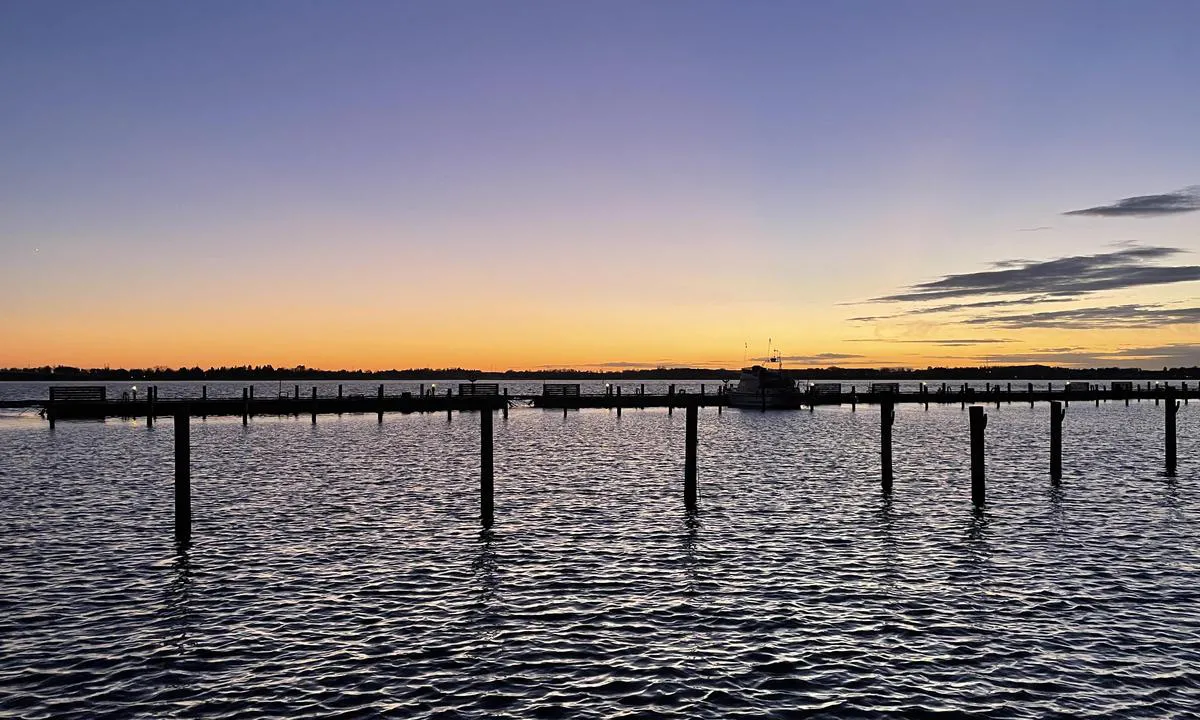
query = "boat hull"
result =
(726, 389, 806, 409)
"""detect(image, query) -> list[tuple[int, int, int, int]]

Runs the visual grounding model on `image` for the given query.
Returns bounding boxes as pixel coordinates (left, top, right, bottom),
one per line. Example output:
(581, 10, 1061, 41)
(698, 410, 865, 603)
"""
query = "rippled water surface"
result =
(2, 402, 1198, 718)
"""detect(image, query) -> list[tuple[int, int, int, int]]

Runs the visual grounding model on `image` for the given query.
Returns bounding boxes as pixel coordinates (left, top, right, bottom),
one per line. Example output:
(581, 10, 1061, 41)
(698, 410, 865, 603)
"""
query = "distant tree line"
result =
(2, 364, 1198, 381)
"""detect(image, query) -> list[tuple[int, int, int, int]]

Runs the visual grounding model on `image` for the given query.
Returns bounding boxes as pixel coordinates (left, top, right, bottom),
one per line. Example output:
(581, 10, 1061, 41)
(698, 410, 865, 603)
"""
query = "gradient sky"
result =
(3, 1, 1198, 370)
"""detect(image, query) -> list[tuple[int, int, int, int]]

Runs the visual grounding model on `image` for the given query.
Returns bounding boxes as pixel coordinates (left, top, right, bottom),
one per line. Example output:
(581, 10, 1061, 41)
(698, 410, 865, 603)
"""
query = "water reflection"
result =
(162, 548, 194, 654)
(680, 514, 700, 595)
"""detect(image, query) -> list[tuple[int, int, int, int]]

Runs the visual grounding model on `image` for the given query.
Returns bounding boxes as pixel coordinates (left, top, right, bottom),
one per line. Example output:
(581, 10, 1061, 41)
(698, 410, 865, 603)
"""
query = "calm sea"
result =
(1, 384, 1197, 718)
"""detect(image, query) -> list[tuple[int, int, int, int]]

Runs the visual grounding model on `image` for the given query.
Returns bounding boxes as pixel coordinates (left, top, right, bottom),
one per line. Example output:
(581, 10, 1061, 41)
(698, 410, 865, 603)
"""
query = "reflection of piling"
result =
(684, 403, 698, 512)
(481, 407, 494, 527)
(881, 397, 894, 494)
(175, 409, 191, 544)
(1050, 401, 1065, 482)
(1166, 388, 1178, 476)
(969, 406, 986, 506)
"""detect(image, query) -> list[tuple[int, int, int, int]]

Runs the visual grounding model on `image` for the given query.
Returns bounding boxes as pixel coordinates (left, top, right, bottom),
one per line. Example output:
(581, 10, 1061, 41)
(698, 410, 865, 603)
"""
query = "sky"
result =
(2, 0, 1198, 370)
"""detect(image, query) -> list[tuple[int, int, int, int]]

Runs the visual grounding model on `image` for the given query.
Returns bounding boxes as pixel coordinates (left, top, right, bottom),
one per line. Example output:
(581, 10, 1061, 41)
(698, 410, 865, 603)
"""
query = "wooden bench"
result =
(458, 383, 500, 397)
(49, 386, 106, 402)
(543, 383, 581, 397)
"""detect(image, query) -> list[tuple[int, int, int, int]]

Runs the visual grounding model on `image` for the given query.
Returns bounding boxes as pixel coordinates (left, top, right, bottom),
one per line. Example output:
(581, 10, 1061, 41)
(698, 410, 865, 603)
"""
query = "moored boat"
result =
(726, 364, 805, 409)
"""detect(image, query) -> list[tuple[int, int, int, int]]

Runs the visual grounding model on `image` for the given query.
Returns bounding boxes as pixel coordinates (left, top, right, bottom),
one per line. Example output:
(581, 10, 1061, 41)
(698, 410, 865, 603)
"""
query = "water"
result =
(1, 401, 1197, 718)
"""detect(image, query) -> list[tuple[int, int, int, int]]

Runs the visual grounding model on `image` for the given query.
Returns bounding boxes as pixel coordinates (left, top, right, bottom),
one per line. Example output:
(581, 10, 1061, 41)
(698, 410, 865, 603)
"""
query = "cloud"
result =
(869, 245, 1200, 303)
(979, 343, 1200, 368)
(844, 338, 1013, 347)
(1018, 226, 1053, 232)
(961, 304, 1200, 330)
(750, 353, 863, 365)
(1063, 186, 1200, 217)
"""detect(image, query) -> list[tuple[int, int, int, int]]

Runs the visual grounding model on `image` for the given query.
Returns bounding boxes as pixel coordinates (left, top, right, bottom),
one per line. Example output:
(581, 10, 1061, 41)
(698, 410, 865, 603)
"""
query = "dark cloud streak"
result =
(870, 245, 1200, 303)
(1063, 186, 1200, 217)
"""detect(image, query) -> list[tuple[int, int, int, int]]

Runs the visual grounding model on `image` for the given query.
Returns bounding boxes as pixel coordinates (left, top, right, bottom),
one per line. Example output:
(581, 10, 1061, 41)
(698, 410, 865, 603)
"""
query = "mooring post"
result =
(616, 385, 622, 418)
(175, 409, 191, 544)
(378, 384, 384, 423)
(684, 403, 698, 512)
(1007, 382, 1012, 404)
(1166, 387, 1178, 476)
(249, 385, 254, 401)
(1155, 384, 1160, 406)
(242, 388, 249, 426)
(1028, 382, 1034, 408)
(147, 386, 155, 428)
(294, 384, 299, 400)
(851, 386, 856, 412)
(338, 384, 343, 400)
(481, 406, 494, 527)
(202, 385, 207, 402)
(969, 406, 987, 506)
(881, 396, 895, 494)
(311, 386, 317, 424)
(1050, 400, 1065, 482)
(447, 388, 453, 421)
(47, 392, 55, 430)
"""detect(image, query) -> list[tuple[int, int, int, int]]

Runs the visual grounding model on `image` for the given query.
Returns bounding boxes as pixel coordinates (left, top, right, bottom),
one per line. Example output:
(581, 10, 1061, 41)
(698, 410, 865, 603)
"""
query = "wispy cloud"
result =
(750, 353, 863, 365)
(980, 344, 1200, 367)
(869, 245, 1200, 304)
(961, 304, 1200, 330)
(1063, 186, 1200, 218)
(1018, 226, 1053, 232)
(845, 338, 1013, 347)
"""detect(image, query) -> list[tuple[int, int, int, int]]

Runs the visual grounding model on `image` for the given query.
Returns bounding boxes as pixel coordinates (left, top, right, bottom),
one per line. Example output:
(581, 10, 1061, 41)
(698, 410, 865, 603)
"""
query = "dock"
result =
(6, 380, 1195, 421)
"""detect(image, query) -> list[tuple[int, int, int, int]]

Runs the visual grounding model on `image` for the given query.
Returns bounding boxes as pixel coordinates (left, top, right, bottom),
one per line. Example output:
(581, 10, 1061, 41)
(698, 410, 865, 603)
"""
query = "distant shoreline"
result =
(2, 364, 1198, 381)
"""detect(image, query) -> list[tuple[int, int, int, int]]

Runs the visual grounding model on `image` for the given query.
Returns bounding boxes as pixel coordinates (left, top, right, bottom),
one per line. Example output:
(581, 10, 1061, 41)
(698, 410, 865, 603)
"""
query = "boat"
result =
(726, 364, 806, 409)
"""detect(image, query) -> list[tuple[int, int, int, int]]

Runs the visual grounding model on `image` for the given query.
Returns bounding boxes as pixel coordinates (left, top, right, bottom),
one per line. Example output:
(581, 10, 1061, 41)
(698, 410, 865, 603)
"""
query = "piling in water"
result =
(378, 385, 384, 423)
(881, 397, 894, 494)
(242, 388, 248, 426)
(684, 403, 698, 512)
(969, 406, 987, 506)
(1166, 387, 1178, 476)
(1050, 401, 1065, 482)
(503, 387, 509, 420)
(175, 410, 191, 544)
(481, 407, 494, 527)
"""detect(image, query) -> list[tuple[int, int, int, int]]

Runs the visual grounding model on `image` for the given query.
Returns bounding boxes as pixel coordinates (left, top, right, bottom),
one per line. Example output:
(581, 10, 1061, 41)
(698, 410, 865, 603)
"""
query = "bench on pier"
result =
(543, 383, 581, 397)
(49, 386, 106, 402)
(458, 383, 500, 397)
(810, 383, 842, 397)
(869, 383, 900, 395)
(1064, 382, 1090, 393)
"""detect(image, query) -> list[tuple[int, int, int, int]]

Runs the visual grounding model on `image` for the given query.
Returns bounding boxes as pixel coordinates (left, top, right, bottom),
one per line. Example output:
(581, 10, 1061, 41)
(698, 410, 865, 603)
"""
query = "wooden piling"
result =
(616, 385, 622, 418)
(1028, 382, 1033, 408)
(147, 386, 155, 428)
(481, 407, 494, 527)
(311, 387, 317, 424)
(201, 385, 207, 420)
(242, 388, 248, 426)
(1166, 387, 1178, 476)
(174, 409, 191, 544)
(503, 387, 509, 420)
(881, 397, 894, 494)
(447, 388, 453, 421)
(1050, 401, 1065, 482)
(969, 406, 986, 506)
(294, 384, 300, 400)
(47, 395, 55, 429)
(378, 385, 384, 423)
(684, 403, 698, 512)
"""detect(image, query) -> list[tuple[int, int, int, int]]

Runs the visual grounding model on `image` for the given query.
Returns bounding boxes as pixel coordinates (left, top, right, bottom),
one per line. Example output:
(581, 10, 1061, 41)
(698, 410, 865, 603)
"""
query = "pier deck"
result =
(3, 384, 1195, 420)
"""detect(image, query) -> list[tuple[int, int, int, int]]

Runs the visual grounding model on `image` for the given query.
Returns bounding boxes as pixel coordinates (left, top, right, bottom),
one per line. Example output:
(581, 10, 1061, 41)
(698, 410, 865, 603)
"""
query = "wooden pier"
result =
(4, 380, 1197, 421)
(10, 380, 1191, 545)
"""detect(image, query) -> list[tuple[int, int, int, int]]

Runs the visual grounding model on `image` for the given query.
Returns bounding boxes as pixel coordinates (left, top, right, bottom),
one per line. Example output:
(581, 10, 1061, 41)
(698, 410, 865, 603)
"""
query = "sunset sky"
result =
(3, 1, 1198, 370)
